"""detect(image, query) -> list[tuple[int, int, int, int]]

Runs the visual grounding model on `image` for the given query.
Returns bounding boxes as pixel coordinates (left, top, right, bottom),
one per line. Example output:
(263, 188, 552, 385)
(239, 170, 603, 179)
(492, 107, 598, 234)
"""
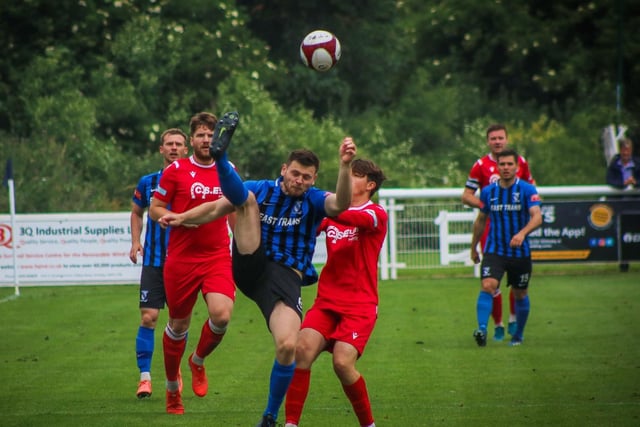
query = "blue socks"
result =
(264, 359, 296, 420)
(514, 296, 530, 339)
(476, 291, 493, 332)
(136, 326, 154, 373)
(215, 151, 248, 206)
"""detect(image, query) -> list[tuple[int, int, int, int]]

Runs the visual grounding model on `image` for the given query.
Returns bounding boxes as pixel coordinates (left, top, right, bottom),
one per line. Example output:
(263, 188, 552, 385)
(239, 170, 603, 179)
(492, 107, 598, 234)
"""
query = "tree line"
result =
(1, 0, 638, 213)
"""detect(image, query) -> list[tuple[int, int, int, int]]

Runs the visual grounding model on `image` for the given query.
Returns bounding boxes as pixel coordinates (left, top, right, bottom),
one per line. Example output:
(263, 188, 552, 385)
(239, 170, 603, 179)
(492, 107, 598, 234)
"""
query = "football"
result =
(299, 30, 341, 72)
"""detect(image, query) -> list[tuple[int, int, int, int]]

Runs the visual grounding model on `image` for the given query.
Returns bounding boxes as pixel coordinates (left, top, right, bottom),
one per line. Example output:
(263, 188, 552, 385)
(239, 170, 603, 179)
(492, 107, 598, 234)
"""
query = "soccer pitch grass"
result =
(1, 266, 639, 426)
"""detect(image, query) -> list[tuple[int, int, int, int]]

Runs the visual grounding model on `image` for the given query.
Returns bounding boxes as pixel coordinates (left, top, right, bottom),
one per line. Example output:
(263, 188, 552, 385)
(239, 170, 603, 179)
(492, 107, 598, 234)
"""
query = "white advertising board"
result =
(0, 213, 141, 286)
(0, 212, 327, 287)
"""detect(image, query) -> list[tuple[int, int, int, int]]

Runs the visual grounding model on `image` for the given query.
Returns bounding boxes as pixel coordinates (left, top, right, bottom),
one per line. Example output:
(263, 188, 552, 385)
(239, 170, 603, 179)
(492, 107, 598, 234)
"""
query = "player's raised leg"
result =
(210, 111, 248, 206)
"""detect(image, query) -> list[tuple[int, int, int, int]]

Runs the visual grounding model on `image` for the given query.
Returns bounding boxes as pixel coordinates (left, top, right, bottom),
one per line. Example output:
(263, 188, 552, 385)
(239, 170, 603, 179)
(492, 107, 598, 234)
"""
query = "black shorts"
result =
(480, 253, 532, 289)
(139, 266, 166, 309)
(232, 242, 304, 328)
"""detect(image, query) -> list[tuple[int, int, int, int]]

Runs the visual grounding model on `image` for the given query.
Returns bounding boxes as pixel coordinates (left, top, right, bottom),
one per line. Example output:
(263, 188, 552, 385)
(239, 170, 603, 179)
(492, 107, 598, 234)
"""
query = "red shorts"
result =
(301, 300, 377, 356)
(164, 250, 236, 319)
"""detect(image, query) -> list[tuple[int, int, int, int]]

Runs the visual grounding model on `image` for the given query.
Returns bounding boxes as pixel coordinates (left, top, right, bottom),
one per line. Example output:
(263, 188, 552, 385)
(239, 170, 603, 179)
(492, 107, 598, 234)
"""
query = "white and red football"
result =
(299, 30, 341, 72)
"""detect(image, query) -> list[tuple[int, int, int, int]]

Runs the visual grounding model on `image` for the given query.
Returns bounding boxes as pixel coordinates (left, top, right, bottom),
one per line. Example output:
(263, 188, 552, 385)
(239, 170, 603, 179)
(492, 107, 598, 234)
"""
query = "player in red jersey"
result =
(284, 159, 387, 427)
(149, 112, 236, 415)
(461, 123, 535, 341)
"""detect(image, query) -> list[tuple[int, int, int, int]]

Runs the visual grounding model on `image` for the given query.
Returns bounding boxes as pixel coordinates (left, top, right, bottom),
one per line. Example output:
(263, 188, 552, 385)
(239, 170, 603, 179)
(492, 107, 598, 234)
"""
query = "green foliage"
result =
(0, 131, 138, 213)
(214, 71, 350, 188)
(512, 107, 614, 185)
(1, 0, 640, 212)
(237, 0, 412, 115)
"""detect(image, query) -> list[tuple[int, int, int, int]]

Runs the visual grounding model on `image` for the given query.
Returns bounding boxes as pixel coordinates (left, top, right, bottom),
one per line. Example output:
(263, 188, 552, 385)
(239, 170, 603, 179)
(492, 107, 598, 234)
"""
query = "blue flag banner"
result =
(2, 158, 13, 188)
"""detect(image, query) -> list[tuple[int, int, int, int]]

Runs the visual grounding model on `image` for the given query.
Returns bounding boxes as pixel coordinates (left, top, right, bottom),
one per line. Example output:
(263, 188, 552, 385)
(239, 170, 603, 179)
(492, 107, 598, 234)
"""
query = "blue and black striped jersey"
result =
(245, 177, 329, 286)
(132, 169, 168, 267)
(479, 178, 541, 258)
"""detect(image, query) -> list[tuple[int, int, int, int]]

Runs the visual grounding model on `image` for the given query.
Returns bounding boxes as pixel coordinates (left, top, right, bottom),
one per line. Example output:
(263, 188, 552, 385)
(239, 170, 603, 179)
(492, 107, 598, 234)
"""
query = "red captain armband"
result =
(478, 201, 485, 210)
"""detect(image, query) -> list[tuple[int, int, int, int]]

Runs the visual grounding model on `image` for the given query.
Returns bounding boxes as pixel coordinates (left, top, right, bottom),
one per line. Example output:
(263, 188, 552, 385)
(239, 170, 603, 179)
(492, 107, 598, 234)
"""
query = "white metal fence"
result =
(2, 186, 638, 287)
(377, 186, 640, 280)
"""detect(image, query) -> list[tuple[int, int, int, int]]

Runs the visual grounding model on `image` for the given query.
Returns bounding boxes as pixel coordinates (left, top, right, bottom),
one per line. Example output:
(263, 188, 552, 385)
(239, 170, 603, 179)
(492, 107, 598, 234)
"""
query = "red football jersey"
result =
(154, 156, 230, 260)
(315, 201, 388, 309)
(465, 153, 535, 192)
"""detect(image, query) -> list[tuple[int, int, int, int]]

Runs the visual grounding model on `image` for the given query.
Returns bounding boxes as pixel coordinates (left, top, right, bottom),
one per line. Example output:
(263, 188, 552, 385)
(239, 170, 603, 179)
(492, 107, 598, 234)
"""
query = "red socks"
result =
(285, 368, 311, 425)
(163, 330, 186, 382)
(492, 292, 503, 325)
(342, 376, 374, 426)
(195, 319, 224, 359)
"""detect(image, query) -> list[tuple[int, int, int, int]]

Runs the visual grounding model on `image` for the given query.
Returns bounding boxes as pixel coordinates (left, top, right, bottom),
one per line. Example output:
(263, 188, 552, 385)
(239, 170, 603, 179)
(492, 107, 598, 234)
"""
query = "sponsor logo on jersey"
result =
(259, 214, 302, 227)
(325, 225, 358, 243)
(190, 182, 222, 199)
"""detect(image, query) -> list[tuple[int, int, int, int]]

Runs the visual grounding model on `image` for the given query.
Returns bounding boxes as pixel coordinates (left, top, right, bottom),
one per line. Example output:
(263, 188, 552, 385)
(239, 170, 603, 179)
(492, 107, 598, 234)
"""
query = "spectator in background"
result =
(129, 128, 187, 399)
(606, 137, 640, 190)
(606, 137, 640, 272)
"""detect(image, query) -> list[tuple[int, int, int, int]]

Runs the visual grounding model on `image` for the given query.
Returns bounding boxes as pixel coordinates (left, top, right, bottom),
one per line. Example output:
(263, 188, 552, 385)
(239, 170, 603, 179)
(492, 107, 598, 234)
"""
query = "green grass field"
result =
(1, 265, 639, 426)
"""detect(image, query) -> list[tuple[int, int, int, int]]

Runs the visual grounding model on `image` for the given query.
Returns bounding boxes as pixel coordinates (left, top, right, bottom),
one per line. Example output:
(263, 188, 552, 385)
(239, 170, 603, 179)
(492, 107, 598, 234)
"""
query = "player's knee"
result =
(332, 357, 355, 380)
(276, 336, 297, 360)
(209, 312, 231, 329)
(206, 300, 233, 326)
(294, 339, 316, 365)
(513, 288, 528, 300)
(481, 279, 498, 294)
(293, 347, 313, 368)
(167, 317, 190, 336)
(140, 309, 159, 327)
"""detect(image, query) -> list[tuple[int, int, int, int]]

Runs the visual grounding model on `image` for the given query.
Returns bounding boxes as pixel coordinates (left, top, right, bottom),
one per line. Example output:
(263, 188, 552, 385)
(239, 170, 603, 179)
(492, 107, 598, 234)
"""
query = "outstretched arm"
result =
(152, 197, 235, 228)
(324, 137, 357, 217)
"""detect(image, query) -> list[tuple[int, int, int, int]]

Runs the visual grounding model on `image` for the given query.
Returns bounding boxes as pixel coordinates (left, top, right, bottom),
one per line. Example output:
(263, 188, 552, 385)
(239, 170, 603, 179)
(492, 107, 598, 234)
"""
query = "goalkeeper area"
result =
(1, 266, 638, 426)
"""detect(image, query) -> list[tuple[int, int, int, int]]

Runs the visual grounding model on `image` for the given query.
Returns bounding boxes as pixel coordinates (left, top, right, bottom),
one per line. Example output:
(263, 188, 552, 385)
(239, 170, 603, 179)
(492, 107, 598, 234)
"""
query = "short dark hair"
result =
(486, 123, 508, 139)
(352, 158, 386, 197)
(160, 128, 187, 144)
(287, 149, 320, 172)
(496, 148, 518, 162)
(189, 112, 217, 135)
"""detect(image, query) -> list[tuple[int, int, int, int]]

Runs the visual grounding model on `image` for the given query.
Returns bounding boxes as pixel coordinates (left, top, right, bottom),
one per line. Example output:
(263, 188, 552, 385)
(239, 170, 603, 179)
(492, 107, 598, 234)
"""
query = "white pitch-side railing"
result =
(377, 186, 640, 280)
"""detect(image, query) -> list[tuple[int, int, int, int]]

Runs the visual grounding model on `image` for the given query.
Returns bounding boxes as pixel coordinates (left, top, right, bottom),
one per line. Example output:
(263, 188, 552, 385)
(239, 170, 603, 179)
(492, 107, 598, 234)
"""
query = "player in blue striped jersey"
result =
(159, 112, 356, 426)
(470, 149, 542, 347)
(130, 128, 187, 398)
